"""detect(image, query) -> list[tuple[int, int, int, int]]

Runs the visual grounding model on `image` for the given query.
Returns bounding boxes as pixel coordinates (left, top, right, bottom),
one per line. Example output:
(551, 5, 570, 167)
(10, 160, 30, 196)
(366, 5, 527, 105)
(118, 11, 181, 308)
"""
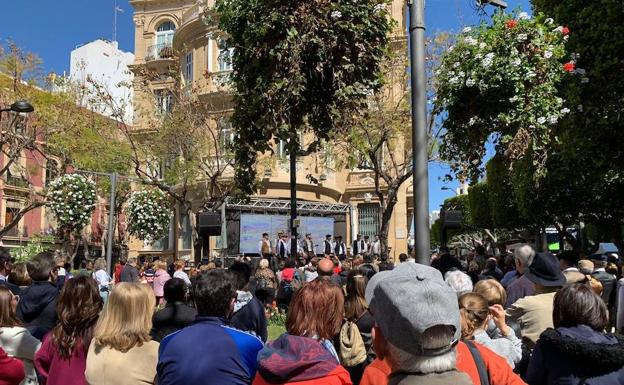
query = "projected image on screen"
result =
(239, 214, 334, 254)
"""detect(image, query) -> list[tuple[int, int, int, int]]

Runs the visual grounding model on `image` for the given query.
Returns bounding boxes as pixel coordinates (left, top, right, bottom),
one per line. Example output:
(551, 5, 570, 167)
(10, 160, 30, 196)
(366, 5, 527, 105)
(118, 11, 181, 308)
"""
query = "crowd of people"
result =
(1, 243, 624, 385)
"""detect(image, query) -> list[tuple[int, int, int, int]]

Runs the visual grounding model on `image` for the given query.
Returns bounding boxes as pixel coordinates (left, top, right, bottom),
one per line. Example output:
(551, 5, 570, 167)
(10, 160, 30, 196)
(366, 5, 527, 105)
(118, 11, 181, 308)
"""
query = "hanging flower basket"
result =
(126, 189, 171, 243)
(435, 11, 584, 177)
(47, 174, 97, 233)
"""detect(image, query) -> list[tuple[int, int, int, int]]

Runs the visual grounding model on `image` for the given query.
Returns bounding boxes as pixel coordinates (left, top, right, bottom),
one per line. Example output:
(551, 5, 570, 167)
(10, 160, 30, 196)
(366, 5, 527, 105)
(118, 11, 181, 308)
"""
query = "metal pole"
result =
(289, 142, 298, 258)
(408, 0, 430, 264)
(106, 172, 117, 276)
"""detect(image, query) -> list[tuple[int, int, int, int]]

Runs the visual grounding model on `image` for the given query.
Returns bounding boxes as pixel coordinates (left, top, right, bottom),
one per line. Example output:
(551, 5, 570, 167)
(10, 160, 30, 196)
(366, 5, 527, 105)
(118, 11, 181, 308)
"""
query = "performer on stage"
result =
(370, 234, 382, 256)
(334, 236, 347, 260)
(303, 233, 315, 259)
(276, 233, 289, 260)
(323, 234, 333, 256)
(352, 234, 367, 256)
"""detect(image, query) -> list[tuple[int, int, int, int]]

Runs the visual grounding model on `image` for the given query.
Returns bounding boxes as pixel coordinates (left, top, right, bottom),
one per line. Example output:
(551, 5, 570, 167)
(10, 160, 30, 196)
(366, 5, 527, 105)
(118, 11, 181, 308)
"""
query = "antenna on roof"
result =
(113, 0, 124, 43)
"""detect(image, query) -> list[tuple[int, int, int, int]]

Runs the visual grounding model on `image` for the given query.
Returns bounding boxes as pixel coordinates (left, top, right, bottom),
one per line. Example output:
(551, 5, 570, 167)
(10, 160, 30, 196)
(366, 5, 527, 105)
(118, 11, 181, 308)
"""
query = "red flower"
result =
(563, 62, 575, 72)
(561, 26, 570, 35)
(506, 20, 518, 29)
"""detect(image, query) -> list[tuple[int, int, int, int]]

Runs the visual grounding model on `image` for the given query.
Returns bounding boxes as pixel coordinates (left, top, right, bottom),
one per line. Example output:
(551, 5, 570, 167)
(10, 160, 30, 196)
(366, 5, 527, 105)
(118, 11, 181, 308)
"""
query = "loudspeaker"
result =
(197, 212, 222, 236)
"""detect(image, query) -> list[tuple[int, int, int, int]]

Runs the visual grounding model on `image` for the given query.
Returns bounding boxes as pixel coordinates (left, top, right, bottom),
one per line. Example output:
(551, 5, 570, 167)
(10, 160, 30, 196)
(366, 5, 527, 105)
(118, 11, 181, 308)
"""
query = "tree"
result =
(468, 182, 491, 229)
(333, 34, 449, 255)
(214, 0, 394, 194)
(0, 41, 133, 250)
(531, 0, 624, 248)
(88, 59, 235, 258)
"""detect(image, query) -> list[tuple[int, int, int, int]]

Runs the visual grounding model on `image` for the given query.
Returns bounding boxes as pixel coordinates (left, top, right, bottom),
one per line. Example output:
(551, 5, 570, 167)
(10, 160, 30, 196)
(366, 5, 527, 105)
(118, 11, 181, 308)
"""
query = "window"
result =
(218, 47, 234, 72)
(218, 118, 234, 150)
(206, 39, 213, 73)
(179, 211, 192, 250)
(155, 90, 173, 114)
(4, 200, 22, 237)
(184, 51, 193, 82)
(156, 21, 176, 47)
(358, 203, 379, 238)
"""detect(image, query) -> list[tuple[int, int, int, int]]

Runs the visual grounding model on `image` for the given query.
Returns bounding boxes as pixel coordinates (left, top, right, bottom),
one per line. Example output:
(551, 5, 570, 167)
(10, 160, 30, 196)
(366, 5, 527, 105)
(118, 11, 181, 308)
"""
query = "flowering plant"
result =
(47, 174, 97, 233)
(435, 11, 585, 179)
(126, 189, 171, 242)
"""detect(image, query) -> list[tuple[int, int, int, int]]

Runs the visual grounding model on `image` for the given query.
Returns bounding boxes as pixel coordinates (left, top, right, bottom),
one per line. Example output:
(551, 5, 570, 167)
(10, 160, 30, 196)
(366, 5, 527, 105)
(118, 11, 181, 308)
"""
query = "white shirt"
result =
(93, 269, 111, 289)
(595, 268, 606, 273)
(563, 267, 579, 273)
(371, 240, 381, 255)
(173, 270, 192, 286)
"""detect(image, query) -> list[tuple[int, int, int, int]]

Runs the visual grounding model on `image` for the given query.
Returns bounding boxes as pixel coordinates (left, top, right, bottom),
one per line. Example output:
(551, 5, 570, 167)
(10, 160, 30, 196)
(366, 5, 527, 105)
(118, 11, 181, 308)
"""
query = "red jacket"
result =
(347, 342, 525, 385)
(0, 347, 25, 385)
(253, 334, 352, 385)
(457, 341, 526, 385)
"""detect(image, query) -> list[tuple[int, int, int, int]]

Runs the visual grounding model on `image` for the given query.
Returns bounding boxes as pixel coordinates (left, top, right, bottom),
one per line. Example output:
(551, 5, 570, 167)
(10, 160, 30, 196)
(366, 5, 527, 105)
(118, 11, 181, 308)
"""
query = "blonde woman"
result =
(85, 283, 158, 385)
(152, 260, 171, 305)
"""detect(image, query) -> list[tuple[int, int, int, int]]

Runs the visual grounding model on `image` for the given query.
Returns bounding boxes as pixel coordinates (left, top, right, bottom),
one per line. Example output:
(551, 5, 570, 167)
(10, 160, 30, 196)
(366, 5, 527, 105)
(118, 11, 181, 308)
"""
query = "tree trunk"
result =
(378, 186, 399, 257)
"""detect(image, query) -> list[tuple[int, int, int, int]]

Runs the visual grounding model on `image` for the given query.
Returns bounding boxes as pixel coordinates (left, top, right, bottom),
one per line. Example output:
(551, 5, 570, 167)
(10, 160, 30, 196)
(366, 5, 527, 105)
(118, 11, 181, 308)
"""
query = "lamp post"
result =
(0, 100, 35, 122)
(407, 0, 506, 265)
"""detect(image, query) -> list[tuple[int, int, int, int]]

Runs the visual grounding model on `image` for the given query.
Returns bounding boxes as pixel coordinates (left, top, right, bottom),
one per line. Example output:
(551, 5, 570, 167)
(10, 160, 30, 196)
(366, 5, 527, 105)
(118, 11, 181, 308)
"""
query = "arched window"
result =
(155, 21, 176, 47)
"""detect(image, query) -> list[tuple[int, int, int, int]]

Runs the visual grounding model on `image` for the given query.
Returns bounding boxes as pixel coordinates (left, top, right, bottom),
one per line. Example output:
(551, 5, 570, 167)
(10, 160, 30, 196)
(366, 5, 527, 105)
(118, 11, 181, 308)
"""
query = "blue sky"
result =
(2, 0, 530, 212)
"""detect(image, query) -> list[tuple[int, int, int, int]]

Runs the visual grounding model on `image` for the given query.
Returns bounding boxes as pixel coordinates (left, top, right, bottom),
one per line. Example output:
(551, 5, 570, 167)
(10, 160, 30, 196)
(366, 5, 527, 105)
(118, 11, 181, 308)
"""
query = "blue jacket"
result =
(526, 325, 624, 385)
(157, 316, 264, 385)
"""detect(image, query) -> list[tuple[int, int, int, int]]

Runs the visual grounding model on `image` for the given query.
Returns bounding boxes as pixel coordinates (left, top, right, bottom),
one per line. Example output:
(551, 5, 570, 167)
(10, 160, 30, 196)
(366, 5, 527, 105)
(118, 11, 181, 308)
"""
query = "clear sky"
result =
(1, 0, 530, 213)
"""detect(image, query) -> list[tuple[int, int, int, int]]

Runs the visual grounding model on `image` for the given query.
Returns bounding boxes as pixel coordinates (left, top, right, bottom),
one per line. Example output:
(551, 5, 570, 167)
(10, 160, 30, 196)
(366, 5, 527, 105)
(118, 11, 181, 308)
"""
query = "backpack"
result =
(339, 318, 367, 367)
(464, 340, 490, 385)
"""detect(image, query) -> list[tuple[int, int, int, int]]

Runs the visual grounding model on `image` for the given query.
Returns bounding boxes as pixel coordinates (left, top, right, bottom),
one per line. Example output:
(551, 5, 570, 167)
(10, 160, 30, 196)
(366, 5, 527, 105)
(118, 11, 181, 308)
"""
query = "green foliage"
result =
(216, 0, 395, 195)
(531, 0, 624, 225)
(435, 11, 580, 181)
(12, 234, 54, 263)
(126, 189, 172, 242)
(468, 183, 491, 229)
(485, 155, 520, 228)
(430, 218, 442, 247)
(47, 174, 97, 233)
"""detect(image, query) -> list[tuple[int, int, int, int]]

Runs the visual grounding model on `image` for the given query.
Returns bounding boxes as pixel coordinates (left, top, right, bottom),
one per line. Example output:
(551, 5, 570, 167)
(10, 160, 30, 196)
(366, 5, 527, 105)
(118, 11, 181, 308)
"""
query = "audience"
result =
(253, 279, 350, 385)
(150, 278, 197, 342)
(0, 346, 25, 385)
(35, 276, 103, 385)
(85, 283, 159, 385)
(16, 252, 60, 340)
(157, 269, 263, 385)
(505, 245, 536, 308)
(0, 286, 41, 385)
(229, 262, 267, 342)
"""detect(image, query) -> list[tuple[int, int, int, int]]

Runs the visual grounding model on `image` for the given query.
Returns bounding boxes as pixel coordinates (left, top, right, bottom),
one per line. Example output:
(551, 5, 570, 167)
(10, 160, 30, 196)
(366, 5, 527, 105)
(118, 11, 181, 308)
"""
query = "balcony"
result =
(145, 42, 175, 62)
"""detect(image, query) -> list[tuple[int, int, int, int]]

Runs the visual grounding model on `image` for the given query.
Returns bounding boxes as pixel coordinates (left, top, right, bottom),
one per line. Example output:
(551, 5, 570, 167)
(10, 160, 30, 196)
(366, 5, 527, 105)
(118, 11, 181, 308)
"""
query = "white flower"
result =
(544, 50, 553, 59)
(545, 18, 554, 25)
(479, 42, 487, 49)
(516, 34, 528, 42)
(458, 71, 465, 78)
(475, 53, 483, 60)
(537, 117, 547, 124)
(448, 46, 454, 52)
(466, 78, 476, 87)
(581, 77, 589, 83)
(449, 77, 459, 84)
(463, 27, 472, 33)
(518, 12, 530, 20)
(453, 62, 460, 68)
(465, 37, 477, 46)
(564, 35, 569, 41)
(553, 26, 564, 33)
(373, 3, 386, 12)
(560, 108, 570, 114)
(468, 117, 478, 126)
(577, 104, 584, 112)
(526, 70, 536, 78)
(331, 10, 342, 19)
(549, 116, 558, 124)
(511, 58, 521, 67)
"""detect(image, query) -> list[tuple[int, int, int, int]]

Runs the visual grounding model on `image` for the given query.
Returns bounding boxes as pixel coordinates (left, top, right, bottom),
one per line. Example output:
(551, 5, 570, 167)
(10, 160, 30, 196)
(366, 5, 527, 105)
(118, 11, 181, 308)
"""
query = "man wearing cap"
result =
(591, 253, 617, 307)
(506, 252, 566, 344)
(365, 262, 471, 385)
(302, 233, 315, 259)
(323, 234, 333, 256)
(334, 236, 346, 260)
(365, 263, 524, 385)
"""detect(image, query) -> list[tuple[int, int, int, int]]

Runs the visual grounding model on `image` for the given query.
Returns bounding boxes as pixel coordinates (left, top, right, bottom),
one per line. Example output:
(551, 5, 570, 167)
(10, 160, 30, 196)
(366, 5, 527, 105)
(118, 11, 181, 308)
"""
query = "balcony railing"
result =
(146, 42, 175, 62)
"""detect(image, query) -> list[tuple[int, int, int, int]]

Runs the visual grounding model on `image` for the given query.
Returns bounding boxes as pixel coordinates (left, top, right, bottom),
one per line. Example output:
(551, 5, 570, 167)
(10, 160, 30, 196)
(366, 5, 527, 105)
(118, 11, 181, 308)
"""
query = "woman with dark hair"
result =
(342, 271, 374, 385)
(0, 286, 41, 385)
(34, 276, 103, 385)
(254, 279, 351, 385)
(526, 283, 624, 384)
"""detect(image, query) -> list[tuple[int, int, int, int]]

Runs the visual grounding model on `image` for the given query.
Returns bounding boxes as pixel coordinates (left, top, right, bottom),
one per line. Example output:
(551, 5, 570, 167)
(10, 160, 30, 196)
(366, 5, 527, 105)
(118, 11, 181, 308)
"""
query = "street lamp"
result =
(0, 100, 35, 122)
(407, 0, 506, 265)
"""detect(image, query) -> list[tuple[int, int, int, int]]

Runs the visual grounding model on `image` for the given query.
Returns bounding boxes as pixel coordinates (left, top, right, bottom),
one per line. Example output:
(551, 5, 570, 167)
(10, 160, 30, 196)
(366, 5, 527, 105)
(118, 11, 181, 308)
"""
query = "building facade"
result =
(70, 39, 135, 124)
(128, 0, 413, 260)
